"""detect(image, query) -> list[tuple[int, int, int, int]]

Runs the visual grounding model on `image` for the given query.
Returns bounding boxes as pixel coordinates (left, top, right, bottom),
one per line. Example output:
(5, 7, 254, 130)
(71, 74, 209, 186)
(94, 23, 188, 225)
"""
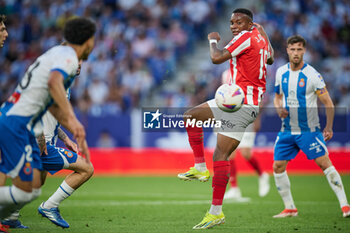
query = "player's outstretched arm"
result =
(274, 93, 288, 118)
(317, 88, 334, 141)
(208, 32, 232, 64)
(253, 23, 274, 65)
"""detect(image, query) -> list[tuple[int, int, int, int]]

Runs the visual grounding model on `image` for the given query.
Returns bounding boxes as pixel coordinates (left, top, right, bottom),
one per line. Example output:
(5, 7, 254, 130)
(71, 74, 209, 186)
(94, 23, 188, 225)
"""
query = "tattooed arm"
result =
(58, 127, 78, 153)
(58, 127, 68, 142)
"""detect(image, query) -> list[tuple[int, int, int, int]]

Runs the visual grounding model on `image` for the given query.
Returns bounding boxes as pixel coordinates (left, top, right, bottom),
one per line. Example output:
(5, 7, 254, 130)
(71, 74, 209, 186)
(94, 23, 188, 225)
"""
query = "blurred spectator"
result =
(96, 130, 117, 148)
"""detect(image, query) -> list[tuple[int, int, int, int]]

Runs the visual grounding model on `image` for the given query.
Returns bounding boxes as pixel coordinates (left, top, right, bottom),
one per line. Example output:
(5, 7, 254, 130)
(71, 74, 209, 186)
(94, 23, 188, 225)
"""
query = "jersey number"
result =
(258, 49, 268, 79)
(20, 61, 40, 90)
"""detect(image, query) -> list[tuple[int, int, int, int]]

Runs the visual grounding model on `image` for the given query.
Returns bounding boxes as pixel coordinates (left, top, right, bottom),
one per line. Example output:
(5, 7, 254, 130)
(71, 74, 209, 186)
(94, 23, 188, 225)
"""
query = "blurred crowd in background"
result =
(165, 0, 350, 110)
(0, 0, 223, 116)
(0, 0, 349, 115)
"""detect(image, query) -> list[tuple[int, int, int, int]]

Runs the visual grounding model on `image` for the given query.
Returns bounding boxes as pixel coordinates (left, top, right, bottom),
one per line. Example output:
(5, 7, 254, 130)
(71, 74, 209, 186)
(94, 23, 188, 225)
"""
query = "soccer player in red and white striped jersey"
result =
(221, 69, 270, 201)
(177, 8, 274, 229)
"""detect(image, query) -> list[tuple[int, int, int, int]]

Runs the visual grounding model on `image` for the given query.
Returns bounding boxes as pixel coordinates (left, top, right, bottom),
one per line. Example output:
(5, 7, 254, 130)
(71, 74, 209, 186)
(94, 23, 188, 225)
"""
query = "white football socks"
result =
(274, 171, 296, 209)
(5, 188, 41, 221)
(209, 205, 222, 216)
(194, 162, 207, 172)
(0, 185, 32, 219)
(43, 181, 75, 209)
(324, 166, 349, 208)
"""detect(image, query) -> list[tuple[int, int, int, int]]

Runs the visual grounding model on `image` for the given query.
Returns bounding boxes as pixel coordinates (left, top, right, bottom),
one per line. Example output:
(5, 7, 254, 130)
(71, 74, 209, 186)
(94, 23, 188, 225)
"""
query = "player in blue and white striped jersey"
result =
(2, 61, 94, 229)
(0, 17, 96, 223)
(273, 35, 350, 218)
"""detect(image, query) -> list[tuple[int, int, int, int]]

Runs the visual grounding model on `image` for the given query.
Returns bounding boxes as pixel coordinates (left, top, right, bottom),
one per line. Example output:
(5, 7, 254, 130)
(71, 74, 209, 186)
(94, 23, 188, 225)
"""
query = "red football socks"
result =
(186, 125, 205, 163)
(247, 156, 262, 176)
(229, 158, 238, 187)
(212, 161, 230, 205)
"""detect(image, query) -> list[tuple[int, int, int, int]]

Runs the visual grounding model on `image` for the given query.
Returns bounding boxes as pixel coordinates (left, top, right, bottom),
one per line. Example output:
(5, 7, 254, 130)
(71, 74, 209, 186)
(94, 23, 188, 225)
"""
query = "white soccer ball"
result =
(215, 84, 245, 112)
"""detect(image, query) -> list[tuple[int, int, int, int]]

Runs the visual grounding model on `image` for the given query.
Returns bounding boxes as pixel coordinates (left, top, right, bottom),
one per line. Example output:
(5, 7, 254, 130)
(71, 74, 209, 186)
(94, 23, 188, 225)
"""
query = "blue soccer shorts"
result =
(41, 143, 78, 175)
(0, 115, 42, 181)
(274, 131, 328, 161)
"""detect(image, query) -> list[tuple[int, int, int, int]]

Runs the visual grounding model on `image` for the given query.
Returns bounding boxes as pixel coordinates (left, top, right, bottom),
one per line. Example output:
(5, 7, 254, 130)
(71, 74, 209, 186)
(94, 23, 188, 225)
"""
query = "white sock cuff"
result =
(274, 171, 287, 178)
(209, 205, 222, 216)
(60, 181, 75, 195)
(324, 166, 336, 176)
(11, 185, 33, 204)
(194, 162, 207, 172)
(31, 188, 42, 200)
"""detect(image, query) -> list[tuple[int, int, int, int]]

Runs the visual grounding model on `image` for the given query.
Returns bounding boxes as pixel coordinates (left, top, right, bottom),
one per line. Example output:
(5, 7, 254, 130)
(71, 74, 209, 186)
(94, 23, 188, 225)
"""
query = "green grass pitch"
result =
(10, 175, 350, 233)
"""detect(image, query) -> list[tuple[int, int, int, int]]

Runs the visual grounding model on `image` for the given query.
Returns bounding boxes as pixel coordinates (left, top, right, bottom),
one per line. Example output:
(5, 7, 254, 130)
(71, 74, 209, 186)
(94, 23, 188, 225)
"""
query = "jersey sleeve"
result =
(274, 68, 282, 94)
(224, 30, 251, 58)
(310, 71, 326, 91)
(50, 52, 78, 80)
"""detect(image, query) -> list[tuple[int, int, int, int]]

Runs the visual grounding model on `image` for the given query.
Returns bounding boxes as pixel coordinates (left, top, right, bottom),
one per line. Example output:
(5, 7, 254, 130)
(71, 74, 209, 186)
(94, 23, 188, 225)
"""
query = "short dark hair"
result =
(63, 17, 96, 45)
(287, 35, 306, 47)
(0, 15, 6, 24)
(232, 8, 253, 21)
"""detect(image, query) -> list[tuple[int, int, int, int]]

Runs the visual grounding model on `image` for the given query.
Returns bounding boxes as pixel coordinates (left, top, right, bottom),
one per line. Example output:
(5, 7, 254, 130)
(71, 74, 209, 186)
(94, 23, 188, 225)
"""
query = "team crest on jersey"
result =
(299, 78, 305, 87)
(23, 162, 32, 175)
(64, 150, 74, 158)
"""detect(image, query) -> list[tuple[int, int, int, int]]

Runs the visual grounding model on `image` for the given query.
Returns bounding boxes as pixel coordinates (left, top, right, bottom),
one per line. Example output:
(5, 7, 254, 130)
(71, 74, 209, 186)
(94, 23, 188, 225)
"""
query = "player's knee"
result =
(213, 145, 231, 161)
(11, 185, 33, 204)
(273, 162, 286, 173)
(79, 162, 94, 180)
(315, 154, 332, 171)
(85, 162, 94, 178)
(31, 188, 42, 201)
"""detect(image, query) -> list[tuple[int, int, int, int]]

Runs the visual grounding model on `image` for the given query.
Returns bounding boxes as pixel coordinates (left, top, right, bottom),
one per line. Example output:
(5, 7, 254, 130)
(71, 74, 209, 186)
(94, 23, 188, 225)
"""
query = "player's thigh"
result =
(32, 168, 42, 189)
(41, 145, 78, 175)
(184, 102, 214, 122)
(274, 133, 299, 161)
(0, 172, 6, 186)
(296, 131, 328, 160)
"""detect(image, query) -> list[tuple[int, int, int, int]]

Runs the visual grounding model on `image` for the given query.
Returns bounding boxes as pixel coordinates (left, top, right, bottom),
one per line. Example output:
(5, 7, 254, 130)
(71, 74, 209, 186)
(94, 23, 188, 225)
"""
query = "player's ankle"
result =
(194, 163, 207, 172)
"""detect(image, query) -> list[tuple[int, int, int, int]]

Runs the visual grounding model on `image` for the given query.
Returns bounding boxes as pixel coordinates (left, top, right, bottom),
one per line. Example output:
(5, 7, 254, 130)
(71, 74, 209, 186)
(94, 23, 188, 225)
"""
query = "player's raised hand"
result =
(277, 108, 289, 118)
(208, 32, 221, 41)
(323, 126, 333, 141)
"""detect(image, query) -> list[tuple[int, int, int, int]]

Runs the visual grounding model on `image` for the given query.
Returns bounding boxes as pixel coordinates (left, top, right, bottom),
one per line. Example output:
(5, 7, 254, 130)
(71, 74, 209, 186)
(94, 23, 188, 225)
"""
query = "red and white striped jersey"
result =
(224, 27, 270, 106)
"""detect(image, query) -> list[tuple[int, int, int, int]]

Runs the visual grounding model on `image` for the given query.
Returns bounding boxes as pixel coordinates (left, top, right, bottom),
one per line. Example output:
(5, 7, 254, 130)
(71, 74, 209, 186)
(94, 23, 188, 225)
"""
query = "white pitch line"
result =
(62, 200, 211, 206)
(50, 191, 211, 199)
(61, 199, 339, 207)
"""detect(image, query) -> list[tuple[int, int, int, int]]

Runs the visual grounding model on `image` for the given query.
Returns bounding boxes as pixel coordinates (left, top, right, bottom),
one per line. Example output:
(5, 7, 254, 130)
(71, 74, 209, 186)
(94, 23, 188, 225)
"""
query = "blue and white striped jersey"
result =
(1, 45, 78, 136)
(274, 63, 325, 134)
